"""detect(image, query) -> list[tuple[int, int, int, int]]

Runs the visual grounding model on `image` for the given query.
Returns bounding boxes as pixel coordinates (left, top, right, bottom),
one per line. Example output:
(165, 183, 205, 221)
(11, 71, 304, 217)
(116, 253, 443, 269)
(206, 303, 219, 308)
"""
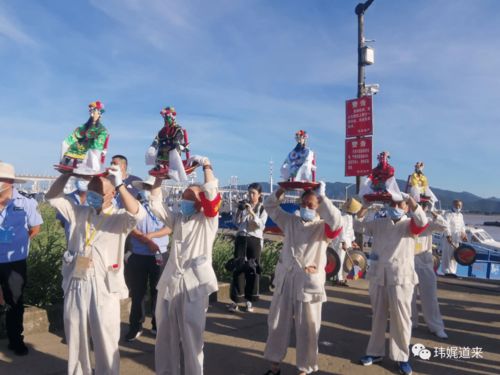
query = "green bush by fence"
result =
(25, 203, 66, 307)
(24, 205, 282, 307)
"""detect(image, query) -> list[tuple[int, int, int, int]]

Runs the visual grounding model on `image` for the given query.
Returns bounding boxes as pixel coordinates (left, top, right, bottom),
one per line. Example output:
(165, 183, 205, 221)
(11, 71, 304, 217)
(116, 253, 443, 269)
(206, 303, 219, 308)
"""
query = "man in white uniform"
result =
(46, 166, 145, 375)
(355, 195, 428, 375)
(151, 155, 221, 375)
(440, 200, 467, 277)
(333, 198, 361, 286)
(412, 202, 448, 339)
(263, 183, 342, 375)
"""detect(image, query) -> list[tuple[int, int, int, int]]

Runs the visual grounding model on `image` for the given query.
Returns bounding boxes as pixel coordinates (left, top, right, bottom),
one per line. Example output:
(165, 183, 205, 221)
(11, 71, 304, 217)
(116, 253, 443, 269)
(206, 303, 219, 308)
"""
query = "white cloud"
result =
(0, 6, 36, 46)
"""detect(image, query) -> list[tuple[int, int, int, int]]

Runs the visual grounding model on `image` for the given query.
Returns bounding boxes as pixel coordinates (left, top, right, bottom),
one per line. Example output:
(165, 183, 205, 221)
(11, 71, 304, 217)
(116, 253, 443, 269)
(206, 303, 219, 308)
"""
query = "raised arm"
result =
(353, 203, 376, 235)
(263, 188, 292, 229)
(149, 178, 174, 230)
(108, 166, 139, 215)
(45, 173, 76, 222)
(408, 196, 429, 235)
(45, 173, 72, 199)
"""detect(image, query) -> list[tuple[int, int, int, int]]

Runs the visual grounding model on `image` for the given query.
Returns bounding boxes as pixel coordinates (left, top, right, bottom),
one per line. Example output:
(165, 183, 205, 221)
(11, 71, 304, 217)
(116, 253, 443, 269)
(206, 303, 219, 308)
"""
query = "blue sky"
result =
(0, 0, 499, 198)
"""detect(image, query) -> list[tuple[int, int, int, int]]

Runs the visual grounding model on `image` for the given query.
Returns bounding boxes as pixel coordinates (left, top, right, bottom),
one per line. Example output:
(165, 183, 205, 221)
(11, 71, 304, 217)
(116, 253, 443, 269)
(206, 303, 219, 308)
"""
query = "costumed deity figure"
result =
(360, 151, 402, 202)
(280, 130, 316, 182)
(146, 106, 190, 182)
(408, 162, 437, 205)
(57, 101, 109, 173)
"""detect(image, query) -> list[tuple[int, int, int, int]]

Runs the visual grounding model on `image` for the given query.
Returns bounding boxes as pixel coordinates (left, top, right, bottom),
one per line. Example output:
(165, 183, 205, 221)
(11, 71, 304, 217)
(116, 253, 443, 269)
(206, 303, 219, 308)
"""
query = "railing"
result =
(462, 242, 500, 280)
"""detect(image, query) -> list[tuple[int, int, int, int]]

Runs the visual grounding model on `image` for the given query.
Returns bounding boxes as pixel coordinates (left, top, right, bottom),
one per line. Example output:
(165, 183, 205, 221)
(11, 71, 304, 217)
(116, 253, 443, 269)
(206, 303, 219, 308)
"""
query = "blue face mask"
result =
(75, 179, 89, 192)
(87, 191, 104, 209)
(386, 206, 405, 220)
(180, 199, 197, 217)
(300, 207, 316, 222)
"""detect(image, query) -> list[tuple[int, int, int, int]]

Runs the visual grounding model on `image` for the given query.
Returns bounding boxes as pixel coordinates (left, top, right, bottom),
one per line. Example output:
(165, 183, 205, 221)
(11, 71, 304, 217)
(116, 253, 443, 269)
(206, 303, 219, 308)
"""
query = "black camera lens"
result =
(238, 200, 247, 210)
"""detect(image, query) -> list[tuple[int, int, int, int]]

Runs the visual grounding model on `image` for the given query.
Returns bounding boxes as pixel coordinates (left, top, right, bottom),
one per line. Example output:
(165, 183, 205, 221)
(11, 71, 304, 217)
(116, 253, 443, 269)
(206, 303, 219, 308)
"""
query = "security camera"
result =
(365, 83, 380, 95)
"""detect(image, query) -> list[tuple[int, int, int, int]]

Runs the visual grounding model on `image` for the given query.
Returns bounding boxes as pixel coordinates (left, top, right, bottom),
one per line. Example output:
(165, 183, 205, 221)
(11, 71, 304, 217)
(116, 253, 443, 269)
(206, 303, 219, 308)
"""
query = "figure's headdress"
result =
(377, 151, 390, 164)
(415, 161, 424, 169)
(160, 106, 177, 122)
(88, 101, 105, 114)
(295, 130, 308, 142)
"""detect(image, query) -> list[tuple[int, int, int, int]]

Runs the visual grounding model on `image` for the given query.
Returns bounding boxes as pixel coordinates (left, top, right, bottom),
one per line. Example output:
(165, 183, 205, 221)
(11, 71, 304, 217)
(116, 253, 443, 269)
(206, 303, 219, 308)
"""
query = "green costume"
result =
(64, 122, 108, 160)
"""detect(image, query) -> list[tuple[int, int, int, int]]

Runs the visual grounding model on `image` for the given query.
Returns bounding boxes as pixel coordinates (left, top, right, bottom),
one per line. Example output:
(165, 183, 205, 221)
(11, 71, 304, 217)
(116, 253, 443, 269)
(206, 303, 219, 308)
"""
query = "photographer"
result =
(228, 183, 268, 312)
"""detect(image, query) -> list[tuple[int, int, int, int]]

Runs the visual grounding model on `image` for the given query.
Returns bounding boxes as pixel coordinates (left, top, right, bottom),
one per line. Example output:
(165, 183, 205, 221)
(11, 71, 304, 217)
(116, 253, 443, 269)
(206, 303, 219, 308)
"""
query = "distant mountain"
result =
(228, 180, 500, 214)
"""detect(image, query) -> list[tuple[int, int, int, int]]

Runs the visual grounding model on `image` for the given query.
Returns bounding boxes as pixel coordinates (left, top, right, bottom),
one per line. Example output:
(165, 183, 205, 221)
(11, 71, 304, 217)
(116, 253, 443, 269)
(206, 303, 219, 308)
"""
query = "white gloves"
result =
(315, 181, 326, 197)
(401, 192, 410, 201)
(188, 155, 209, 167)
(107, 165, 123, 187)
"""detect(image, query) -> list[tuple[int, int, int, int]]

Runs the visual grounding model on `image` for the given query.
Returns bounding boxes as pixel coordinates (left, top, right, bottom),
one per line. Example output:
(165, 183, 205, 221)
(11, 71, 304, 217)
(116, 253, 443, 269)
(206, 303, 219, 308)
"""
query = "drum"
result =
(343, 249, 368, 275)
(325, 247, 341, 278)
(454, 244, 477, 266)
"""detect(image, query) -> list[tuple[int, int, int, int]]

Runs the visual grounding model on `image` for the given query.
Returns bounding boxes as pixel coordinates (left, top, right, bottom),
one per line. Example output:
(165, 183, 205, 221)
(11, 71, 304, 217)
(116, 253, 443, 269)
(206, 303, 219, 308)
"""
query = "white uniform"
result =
(263, 193, 342, 374)
(150, 180, 220, 375)
(48, 194, 145, 375)
(412, 214, 447, 333)
(440, 211, 466, 275)
(354, 207, 428, 362)
(334, 213, 355, 281)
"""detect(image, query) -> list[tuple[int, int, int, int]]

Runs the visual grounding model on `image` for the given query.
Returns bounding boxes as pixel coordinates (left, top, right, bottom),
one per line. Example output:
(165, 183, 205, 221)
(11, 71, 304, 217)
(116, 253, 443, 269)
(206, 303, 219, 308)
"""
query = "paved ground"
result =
(1, 277, 499, 375)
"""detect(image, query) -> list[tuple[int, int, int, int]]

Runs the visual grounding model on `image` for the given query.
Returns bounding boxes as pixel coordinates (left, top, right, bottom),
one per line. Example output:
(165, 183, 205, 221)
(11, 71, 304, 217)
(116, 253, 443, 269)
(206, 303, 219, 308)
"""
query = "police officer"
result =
(110, 155, 141, 206)
(0, 162, 43, 355)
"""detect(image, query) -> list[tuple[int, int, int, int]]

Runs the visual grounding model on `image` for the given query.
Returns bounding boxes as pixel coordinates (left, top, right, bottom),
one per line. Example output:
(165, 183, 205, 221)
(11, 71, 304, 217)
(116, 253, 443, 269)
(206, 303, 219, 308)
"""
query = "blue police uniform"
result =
(0, 188, 43, 351)
(114, 175, 142, 208)
(130, 203, 169, 255)
(0, 188, 43, 262)
(126, 199, 169, 336)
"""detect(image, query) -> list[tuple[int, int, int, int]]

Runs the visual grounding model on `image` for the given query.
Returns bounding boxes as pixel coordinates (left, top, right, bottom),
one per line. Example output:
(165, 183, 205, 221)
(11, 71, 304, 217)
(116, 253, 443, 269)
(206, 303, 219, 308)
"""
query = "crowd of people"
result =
(0, 155, 469, 375)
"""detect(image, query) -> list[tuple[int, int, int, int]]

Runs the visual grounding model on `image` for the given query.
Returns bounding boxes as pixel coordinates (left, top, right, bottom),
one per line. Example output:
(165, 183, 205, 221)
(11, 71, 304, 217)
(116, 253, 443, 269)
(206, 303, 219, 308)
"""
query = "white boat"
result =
(465, 226, 500, 252)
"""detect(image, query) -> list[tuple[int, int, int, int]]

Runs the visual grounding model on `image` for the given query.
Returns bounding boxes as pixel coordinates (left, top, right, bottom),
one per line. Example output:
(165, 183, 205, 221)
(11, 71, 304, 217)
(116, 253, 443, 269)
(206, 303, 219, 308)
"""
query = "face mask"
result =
(452, 207, 461, 213)
(386, 206, 405, 220)
(139, 190, 151, 202)
(180, 199, 197, 217)
(87, 191, 104, 209)
(300, 207, 316, 222)
(75, 179, 89, 192)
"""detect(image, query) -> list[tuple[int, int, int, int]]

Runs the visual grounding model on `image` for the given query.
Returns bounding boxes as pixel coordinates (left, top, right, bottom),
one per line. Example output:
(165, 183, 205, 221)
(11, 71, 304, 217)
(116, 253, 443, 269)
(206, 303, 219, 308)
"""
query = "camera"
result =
(238, 200, 249, 211)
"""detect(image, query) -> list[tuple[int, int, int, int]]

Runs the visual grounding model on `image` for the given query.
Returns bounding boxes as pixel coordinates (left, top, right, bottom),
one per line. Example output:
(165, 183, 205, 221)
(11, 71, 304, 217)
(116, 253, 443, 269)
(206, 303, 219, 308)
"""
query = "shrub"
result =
(25, 203, 66, 307)
(211, 233, 282, 282)
(211, 234, 235, 282)
(260, 239, 282, 276)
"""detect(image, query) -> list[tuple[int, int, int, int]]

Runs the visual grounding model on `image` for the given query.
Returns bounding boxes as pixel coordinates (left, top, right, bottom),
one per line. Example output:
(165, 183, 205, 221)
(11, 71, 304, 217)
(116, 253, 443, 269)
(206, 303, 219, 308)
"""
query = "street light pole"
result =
(355, 0, 374, 194)
(345, 183, 355, 201)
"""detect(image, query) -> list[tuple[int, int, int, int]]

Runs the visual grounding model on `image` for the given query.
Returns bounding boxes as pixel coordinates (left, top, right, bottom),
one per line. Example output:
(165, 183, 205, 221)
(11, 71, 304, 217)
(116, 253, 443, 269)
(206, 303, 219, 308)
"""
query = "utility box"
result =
(362, 46, 375, 65)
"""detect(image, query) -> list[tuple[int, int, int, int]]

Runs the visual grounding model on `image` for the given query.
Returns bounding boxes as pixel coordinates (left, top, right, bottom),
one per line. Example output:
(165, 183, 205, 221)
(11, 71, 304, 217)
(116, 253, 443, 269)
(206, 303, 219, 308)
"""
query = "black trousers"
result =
(0, 259, 27, 345)
(125, 253, 167, 330)
(230, 235, 262, 303)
